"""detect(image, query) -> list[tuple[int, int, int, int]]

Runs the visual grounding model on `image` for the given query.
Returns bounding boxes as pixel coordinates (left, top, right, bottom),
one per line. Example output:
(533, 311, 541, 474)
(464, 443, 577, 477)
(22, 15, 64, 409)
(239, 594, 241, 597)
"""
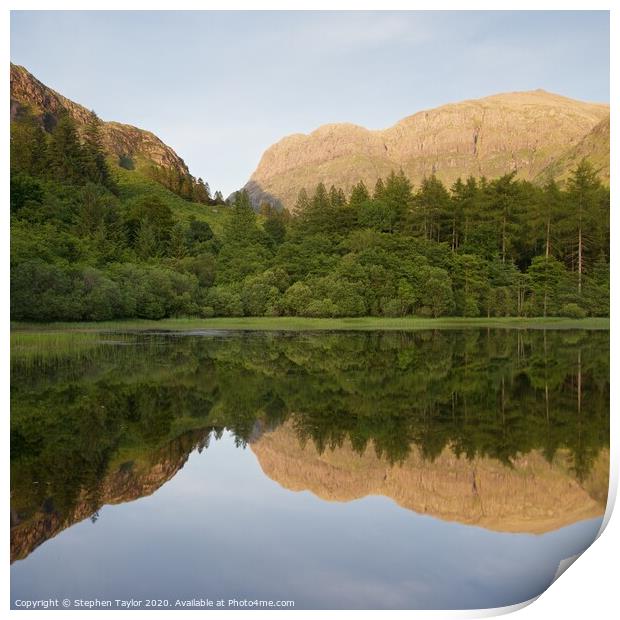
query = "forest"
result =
(10, 108, 610, 321)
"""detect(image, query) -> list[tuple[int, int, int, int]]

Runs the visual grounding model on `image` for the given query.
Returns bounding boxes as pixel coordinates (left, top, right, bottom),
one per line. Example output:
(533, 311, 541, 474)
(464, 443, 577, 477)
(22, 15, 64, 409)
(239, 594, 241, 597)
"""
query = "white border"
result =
(2, 2, 615, 619)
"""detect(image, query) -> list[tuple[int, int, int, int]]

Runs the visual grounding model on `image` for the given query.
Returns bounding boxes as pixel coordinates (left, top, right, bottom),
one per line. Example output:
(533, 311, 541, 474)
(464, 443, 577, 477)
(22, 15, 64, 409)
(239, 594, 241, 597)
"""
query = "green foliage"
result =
(561, 303, 587, 319)
(10, 173, 43, 214)
(418, 267, 455, 317)
(9, 106, 609, 322)
(10, 107, 47, 176)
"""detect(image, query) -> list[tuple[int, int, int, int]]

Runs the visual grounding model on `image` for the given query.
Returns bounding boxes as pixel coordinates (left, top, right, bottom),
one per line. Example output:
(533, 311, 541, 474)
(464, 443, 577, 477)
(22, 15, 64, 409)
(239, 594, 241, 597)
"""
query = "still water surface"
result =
(10, 329, 609, 609)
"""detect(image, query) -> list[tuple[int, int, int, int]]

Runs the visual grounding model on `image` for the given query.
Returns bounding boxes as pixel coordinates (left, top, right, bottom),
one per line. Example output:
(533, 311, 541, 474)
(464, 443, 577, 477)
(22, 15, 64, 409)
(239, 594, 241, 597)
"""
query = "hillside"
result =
(244, 90, 610, 210)
(10, 63, 191, 177)
(536, 114, 610, 185)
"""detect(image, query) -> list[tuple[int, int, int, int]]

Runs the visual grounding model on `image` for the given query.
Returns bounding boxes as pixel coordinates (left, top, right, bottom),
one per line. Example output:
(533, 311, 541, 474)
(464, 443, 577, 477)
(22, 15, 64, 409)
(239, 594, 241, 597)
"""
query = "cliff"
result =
(10, 63, 190, 175)
(244, 90, 610, 210)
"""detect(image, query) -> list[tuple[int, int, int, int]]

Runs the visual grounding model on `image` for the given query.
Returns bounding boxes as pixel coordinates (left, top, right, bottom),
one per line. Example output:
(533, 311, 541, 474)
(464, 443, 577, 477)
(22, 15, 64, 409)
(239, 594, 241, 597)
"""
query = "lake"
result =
(10, 328, 609, 610)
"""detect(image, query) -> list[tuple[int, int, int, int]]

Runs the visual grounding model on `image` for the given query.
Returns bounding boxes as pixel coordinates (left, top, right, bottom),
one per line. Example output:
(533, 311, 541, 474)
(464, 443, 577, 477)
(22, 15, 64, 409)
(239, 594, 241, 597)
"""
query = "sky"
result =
(12, 429, 603, 609)
(10, 11, 610, 196)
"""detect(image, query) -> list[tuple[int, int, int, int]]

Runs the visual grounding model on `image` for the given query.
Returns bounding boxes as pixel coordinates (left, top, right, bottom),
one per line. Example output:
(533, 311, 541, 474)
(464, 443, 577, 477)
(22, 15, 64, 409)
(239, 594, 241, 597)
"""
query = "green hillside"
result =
(114, 166, 228, 234)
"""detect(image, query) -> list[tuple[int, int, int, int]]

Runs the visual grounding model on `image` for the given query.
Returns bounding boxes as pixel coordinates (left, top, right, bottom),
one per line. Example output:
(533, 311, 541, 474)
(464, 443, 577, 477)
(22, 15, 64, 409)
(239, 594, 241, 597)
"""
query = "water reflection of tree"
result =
(11, 329, 609, 530)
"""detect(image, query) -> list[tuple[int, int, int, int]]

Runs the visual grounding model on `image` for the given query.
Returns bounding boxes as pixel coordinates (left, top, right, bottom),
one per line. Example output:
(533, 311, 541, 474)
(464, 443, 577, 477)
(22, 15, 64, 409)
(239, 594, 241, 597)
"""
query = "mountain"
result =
(10, 63, 190, 178)
(536, 114, 610, 185)
(243, 90, 610, 210)
(250, 422, 608, 535)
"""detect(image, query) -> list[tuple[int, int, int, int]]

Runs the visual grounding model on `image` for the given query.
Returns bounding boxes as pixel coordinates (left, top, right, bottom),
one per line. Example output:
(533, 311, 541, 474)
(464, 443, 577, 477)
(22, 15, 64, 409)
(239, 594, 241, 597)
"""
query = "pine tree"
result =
(46, 113, 84, 183)
(135, 221, 158, 259)
(415, 175, 450, 241)
(169, 222, 188, 258)
(298, 183, 334, 234)
(294, 188, 311, 212)
(82, 111, 113, 189)
(329, 185, 346, 209)
(194, 178, 211, 204)
(382, 170, 413, 232)
(487, 172, 524, 264)
(565, 160, 603, 295)
(348, 180, 370, 212)
(222, 189, 259, 245)
(373, 177, 385, 200)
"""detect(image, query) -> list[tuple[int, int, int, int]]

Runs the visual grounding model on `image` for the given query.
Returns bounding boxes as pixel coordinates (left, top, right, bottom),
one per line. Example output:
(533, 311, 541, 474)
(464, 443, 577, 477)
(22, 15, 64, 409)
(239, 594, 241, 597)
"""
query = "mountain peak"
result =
(244, 89, 609, 210)
(10, 63, 191, 176)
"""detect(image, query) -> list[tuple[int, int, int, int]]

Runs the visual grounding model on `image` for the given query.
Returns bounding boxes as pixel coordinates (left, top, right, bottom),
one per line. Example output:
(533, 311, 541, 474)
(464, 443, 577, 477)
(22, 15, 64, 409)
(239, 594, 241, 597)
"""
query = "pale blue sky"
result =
(10, 11, 610, 196)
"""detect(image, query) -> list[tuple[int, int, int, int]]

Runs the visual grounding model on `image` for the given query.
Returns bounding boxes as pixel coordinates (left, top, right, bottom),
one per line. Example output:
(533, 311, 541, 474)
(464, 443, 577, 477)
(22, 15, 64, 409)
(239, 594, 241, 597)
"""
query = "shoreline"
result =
(10, 316, 610, 333)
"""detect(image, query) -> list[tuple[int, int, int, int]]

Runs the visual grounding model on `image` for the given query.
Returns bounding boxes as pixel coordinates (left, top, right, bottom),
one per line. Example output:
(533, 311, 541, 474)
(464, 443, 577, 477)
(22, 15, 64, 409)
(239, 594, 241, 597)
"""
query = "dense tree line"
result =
(11, 108, 609, 321)
(147, 165, 225, 205)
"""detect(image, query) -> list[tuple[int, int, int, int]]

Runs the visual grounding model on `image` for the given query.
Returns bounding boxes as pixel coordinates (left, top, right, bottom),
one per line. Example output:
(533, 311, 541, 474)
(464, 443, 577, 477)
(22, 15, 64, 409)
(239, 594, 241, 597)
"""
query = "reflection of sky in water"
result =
(11, 432, 602, 610)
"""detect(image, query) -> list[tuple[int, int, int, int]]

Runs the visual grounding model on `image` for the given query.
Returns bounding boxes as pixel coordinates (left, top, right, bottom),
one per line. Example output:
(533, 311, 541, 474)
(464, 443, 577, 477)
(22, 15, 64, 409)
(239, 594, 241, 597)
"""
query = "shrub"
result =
(463, 296, 480, 317)
(304, 298, 339, 317)
(206, 286, 243, 316)
(281, 282, 313, 316)
(561, 303, 587, 319)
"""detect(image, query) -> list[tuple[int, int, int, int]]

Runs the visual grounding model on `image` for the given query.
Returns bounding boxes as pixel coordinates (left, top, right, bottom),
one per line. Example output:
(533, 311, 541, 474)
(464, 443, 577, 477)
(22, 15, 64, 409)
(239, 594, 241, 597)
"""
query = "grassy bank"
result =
(11, 316, 610, 333)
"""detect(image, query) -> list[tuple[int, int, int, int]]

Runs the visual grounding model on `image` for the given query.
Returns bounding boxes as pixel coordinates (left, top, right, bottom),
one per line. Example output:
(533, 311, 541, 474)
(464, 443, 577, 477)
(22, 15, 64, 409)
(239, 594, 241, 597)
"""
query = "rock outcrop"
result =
(10, 63, 190, 175)
(250, 422, 608, 534)
(244, 90, 610, 210)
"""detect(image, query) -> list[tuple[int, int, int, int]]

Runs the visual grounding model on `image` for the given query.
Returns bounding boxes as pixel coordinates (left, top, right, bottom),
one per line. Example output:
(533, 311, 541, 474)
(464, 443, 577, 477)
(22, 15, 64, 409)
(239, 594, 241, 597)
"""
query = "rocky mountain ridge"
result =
(10, 63, 190, 176)
(244, 90, 610, 210)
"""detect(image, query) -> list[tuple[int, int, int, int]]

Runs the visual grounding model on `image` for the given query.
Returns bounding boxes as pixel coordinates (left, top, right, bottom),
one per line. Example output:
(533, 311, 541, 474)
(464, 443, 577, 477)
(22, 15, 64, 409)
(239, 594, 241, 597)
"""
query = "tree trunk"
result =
(451, 217, 456, 252)
(545, 216, 551, 259)
(578, 225, 583, 294)
(544, 329, 549, 423)
(577, 349, 582, 415)
(543, 260, 548, 318)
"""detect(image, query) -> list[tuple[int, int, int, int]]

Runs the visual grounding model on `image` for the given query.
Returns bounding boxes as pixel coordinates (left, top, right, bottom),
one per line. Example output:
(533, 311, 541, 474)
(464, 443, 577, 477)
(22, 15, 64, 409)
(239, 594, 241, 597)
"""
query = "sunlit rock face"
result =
(10, 63, 190, 175)
(244, 90, 609, 210)
(250, 421, 608, 534)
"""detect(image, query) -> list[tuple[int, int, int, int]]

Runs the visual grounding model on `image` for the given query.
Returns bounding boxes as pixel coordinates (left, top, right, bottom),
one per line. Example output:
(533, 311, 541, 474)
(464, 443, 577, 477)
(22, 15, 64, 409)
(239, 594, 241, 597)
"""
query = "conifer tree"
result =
(565, 160, 603, 295)
(415, 175, 450, 241)
(82, 111, 113, 189)
(47, 113, 84, 183)
(348, 180, 370, 212)
(373, 177, 385, 200)
(294, 188, 311, 212)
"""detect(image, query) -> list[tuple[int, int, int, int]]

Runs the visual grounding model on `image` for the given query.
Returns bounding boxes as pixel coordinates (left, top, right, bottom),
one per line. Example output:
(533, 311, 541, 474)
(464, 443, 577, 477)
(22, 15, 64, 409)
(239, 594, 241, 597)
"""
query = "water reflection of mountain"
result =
(10, 429, 210, 563)
(10, 419, 608, 564)
(251, 421, 608, 534)
(11, 329, 610, 561)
